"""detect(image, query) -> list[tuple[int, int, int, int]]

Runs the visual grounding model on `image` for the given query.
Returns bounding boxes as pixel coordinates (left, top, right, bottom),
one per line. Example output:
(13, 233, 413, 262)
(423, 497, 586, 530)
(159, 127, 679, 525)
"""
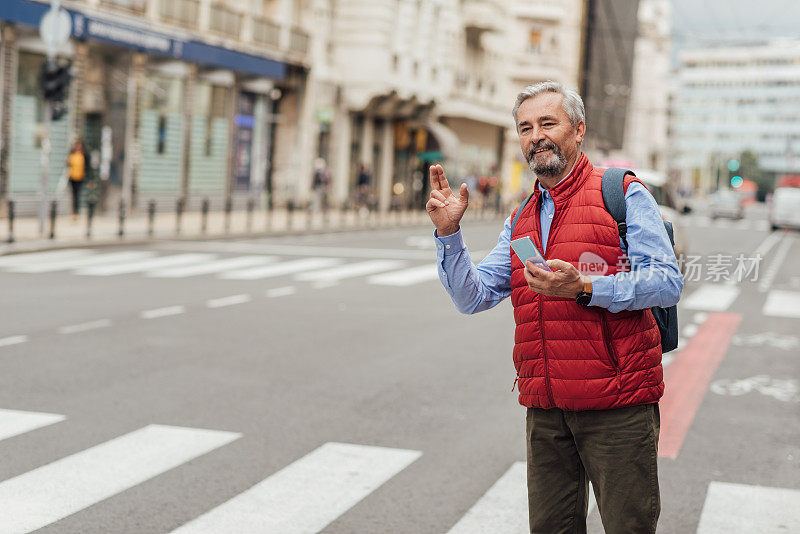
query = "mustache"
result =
(526, 141, 558, 161)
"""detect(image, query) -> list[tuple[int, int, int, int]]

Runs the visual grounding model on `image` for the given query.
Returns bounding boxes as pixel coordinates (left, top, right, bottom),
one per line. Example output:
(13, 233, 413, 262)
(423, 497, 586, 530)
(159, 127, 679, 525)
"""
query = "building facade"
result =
(670, 39, 800, 193)
(0, 0, 311, 214)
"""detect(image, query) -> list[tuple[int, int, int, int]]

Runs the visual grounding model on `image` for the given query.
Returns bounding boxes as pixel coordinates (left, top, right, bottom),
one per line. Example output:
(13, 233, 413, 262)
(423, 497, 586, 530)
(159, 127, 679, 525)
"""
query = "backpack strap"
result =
(510, 190, 536, 237)
(601, 167, 634, 252)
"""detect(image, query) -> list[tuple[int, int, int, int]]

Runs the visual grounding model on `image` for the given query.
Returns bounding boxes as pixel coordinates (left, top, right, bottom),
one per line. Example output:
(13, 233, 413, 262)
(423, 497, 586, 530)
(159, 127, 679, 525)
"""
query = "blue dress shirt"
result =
(434, 181, 683, 314)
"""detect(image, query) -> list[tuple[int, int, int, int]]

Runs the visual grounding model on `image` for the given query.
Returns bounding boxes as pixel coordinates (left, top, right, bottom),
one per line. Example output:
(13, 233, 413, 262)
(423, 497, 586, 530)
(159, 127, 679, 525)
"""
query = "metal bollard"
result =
(6, 200, 14, 243)
(49, 201, 57, 239)
(224, 196, 232, 233)
(175, 198, 183, 235)
(86, 199, 96, 239)
(246, 197, 254, 233)
(265, 195, 271, 231)
(201, 198, 209, 234)
(118, 200, 125, 238)
(306, 202, 313, 229)
(148, 200, 156, 237)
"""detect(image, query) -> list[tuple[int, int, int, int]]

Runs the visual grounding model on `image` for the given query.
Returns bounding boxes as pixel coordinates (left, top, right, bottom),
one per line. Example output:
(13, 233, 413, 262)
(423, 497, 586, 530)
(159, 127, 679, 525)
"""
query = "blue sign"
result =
(1, 0, 287, 80)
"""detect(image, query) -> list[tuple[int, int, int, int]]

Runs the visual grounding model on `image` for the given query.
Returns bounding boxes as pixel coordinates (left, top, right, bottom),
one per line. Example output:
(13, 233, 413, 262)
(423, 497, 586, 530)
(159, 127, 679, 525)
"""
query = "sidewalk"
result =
(0, 207, 503, 255)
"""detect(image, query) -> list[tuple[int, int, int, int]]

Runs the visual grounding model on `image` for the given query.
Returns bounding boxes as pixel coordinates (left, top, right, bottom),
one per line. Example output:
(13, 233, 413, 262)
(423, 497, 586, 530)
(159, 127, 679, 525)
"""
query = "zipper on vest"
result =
(599, 313, 620, 372)
(539, 293, 555, 405)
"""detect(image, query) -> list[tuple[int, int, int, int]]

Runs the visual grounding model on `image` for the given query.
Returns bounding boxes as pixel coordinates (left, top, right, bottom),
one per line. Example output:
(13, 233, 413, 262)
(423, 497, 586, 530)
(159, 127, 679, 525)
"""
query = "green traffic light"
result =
(731, 176, 743, 188)
(728, 159, 740, 172)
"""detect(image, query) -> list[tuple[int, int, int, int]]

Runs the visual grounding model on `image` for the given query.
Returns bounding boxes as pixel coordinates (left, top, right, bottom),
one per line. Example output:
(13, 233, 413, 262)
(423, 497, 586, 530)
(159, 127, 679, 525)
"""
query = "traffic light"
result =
(731, 176, 743, 188)
(40, 60, 71, 103)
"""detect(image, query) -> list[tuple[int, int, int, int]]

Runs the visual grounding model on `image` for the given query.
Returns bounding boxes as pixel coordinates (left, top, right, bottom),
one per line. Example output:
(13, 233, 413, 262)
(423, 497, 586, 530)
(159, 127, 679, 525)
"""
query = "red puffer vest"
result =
(510, 153, 663, 411)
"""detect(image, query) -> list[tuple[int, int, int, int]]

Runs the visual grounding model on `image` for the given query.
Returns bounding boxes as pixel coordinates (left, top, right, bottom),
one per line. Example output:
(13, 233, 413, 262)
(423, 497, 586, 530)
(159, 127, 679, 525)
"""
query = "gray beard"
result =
(528, 145, 567, 178)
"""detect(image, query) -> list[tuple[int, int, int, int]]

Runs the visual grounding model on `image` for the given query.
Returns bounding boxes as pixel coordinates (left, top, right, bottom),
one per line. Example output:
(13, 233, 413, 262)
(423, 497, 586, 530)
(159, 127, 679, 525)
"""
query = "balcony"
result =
(289, 26, 309, 55)
(514, 0, 566, 22)
(159, 0, 199, 29)
(462, 0, 504, 37)
(99, 0, 148, 14)
(252, 17, 280, 49)
(209, 4, 243, 38)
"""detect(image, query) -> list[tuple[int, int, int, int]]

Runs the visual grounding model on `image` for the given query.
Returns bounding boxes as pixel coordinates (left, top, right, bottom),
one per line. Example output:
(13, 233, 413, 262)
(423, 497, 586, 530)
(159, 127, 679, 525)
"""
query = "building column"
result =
(180, 63, 197, 200)
(0, 24, 19, 212)
(360, 116, 374, 170)
(330, 105, 352, 207)
(225, 74, 241, 199)
(377, 120, 394, 212)
(121, 52, 146, 212)
(69, 41, 89, 146)
(277, 0, 295, 50)
(293, 70, 316, 205)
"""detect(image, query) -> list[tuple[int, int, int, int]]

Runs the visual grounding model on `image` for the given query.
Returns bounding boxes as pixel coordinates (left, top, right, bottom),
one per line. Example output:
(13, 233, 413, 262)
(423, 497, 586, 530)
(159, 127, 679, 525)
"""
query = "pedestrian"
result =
(312, 158, 331, 214)
(66, 140, 89, 222)
(356, 163, 371, 211)
(426, 81, 683, 533)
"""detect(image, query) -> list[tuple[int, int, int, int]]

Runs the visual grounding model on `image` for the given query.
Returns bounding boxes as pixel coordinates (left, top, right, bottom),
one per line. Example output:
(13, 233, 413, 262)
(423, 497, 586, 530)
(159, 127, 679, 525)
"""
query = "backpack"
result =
(509, 168, 679, 353)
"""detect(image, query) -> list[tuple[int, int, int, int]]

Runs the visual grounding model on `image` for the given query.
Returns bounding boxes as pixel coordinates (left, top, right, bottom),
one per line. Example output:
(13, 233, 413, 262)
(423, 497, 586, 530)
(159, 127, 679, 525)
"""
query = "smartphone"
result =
(510, 236, 552, 272)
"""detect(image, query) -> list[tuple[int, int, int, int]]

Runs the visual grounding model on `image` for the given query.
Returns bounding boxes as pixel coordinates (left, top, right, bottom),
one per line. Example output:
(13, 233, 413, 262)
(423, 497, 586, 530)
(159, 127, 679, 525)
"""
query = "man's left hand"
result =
(524, 259, 586, 299)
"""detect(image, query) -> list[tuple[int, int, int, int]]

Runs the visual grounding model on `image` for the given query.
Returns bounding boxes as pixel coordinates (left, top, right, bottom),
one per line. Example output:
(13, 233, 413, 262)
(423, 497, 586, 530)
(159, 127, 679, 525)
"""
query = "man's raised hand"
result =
(426, 164, 469, 237)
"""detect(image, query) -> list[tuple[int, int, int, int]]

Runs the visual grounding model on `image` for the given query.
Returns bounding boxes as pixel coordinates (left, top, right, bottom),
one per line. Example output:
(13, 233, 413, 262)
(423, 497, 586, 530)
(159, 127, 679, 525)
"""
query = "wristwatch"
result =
(575, 277, 593, 306)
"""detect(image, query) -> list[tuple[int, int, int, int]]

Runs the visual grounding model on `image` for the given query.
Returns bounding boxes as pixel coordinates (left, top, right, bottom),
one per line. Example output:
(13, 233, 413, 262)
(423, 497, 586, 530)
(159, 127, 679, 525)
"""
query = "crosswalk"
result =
(0, 249, 440, 287)
(682, 215, 770, 232)
(1, 407, 795, 533)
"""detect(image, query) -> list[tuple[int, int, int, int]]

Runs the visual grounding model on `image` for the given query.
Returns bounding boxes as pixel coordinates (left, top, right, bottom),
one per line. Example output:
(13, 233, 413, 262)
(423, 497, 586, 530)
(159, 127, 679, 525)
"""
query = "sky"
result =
(669, 0, 800, 52)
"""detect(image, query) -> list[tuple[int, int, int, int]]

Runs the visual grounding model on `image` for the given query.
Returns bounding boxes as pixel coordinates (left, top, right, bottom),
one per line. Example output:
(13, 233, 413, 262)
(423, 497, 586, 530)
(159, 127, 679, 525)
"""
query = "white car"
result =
(770, 187, 800, 230)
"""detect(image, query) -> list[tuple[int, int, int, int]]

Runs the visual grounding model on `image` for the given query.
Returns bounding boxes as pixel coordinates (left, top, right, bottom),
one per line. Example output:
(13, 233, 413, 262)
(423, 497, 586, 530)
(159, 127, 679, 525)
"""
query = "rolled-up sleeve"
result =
(435, 216, 513, 314)
(589, 182, 684, 312)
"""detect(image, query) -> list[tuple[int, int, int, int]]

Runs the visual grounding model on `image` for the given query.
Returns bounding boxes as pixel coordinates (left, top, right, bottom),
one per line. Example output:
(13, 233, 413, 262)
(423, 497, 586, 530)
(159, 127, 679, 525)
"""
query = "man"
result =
(426, 81, 683, 533)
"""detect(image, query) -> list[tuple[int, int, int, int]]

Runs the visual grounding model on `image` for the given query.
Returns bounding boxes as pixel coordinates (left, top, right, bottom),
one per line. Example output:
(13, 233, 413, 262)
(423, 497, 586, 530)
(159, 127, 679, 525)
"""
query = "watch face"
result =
(576, 292, 592, 306)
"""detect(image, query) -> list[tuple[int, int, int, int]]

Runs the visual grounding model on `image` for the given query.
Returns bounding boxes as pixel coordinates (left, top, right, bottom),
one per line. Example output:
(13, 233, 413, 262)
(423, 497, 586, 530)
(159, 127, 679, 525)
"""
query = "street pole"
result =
(38, 0, 66, 235)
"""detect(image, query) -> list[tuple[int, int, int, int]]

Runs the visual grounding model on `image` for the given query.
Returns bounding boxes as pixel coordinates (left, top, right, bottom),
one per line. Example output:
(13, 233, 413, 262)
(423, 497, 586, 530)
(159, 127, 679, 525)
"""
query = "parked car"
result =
(769, 187, 800, 230)
(710, 190, 745, 219)
(636, 169, 688, 273)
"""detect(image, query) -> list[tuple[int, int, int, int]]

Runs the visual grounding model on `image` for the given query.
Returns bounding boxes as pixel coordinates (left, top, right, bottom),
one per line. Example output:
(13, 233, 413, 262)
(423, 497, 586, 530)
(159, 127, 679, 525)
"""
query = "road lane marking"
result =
(146, 256, 277, 278)
(0, 409, 65, 442)
(659, 312, 742, 459)
(220, 258, 343, 280)
(0, 249, 86, 267)
(0, 335, 28, 348)
(207, 294, 252, 308)
(682, 284, 740, 311)
(446, 462, 528, 533)
(683, 323, 699, 338)
(170, 442, 421, 534)
(295, 260, 407, 282)
(311, 280, 339, 289)
(0, 424, 241, 534)
(758, 234, 794, 292)
(265, 286, 296, 298)
(9, 251, 155, 273)
(762, 290, 800, 319)
(696, 482, 800, 533)
(161, 241, 435, 260)
(369, 265, 439, 286)
(75, 254, 216, 276)
(140, 306, 186, 319)
(753, 231, 784, 258)
(58, 319, 112, 335)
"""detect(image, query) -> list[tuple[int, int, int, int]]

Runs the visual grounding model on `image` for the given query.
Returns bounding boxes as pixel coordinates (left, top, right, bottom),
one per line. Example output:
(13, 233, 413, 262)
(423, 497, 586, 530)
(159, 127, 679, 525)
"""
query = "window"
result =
(528, 30, 542, 54)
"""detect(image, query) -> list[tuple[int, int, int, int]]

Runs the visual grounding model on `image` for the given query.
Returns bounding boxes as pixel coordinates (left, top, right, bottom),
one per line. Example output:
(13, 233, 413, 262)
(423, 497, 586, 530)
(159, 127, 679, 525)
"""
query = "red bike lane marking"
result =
(659, 312, 743, 459)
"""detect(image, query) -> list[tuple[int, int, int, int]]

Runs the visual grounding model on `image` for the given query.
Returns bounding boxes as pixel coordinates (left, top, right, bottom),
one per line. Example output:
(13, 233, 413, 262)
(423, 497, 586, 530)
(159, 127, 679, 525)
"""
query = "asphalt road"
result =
(0, 203, 797, 533)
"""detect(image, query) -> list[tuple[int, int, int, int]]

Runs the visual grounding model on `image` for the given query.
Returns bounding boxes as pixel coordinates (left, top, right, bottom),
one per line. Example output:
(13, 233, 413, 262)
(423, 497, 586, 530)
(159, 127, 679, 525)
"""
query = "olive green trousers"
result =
(526, 403, 661, 534)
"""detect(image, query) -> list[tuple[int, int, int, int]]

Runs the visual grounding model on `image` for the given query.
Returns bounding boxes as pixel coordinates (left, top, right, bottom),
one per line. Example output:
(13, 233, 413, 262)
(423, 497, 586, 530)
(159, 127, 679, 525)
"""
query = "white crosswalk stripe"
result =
(0, 249, 86, 267)
(696, 482, 800, 533)
(369, 264, 439, 286)
(295, 259, 407, 282)
(762, 290, 800, 319)
(0, 409, 65, 442)
(220, 257, 344, 280)
(682, 284, 740, 311)
(8, 251, 155, 273)
(0, 249, 446, 288)
(146, 256, 277, 278)
(0, 424, 240, 534)
(75, 254, 216, 276)
(170, 442, 421, 534)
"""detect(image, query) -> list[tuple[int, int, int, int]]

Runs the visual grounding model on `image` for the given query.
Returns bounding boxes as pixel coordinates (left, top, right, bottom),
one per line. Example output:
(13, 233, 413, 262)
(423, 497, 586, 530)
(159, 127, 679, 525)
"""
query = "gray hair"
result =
(512, 81, 585, 128)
